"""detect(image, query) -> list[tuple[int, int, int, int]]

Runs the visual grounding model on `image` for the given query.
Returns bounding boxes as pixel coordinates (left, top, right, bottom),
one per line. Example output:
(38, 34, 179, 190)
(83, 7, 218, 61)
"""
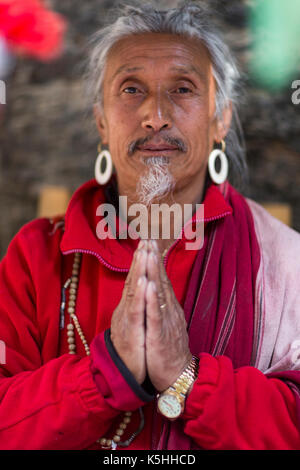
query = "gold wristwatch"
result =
(157, 356, 199, 420)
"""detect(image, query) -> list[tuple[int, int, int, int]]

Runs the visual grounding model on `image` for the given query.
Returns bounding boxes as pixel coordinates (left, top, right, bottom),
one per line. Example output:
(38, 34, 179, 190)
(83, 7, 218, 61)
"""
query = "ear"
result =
(93, 103, 109, 145)
(214, 102, 233, 144)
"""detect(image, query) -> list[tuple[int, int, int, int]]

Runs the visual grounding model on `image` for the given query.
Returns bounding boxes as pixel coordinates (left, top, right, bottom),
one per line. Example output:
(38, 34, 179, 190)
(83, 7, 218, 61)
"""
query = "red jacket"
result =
(0, 179, 299, 450)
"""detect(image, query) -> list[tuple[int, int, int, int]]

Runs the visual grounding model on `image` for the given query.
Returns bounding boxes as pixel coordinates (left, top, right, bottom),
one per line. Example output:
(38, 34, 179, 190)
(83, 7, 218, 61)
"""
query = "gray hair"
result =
(86, 1, 248, 188)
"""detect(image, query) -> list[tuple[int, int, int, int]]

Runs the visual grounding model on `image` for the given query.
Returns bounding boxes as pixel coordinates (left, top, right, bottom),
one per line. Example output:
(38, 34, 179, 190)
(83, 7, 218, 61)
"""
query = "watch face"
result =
(158, 394, 182, 419)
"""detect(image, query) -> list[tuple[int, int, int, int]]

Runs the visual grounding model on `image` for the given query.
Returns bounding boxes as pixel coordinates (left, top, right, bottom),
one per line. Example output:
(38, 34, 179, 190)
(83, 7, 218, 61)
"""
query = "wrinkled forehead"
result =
(103, 32, 214, 86)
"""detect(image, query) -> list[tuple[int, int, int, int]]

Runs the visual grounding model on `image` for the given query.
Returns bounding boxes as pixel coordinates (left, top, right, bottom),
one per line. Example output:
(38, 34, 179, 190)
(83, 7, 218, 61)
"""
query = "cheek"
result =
(180, 111, 212, 151)
(174, 115, 215, 174)
(104, 116, 134, 174)
(106, 106, 137, 147)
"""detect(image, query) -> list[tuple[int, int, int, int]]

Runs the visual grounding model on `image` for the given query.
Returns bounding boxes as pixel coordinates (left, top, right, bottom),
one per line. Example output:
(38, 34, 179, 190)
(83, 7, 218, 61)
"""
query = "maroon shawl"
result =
(154, 182, 300, 449)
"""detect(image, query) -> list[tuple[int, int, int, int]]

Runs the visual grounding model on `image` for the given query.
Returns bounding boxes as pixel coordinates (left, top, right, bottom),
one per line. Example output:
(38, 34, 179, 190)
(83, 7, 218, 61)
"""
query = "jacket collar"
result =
(60, 178, 233, 271)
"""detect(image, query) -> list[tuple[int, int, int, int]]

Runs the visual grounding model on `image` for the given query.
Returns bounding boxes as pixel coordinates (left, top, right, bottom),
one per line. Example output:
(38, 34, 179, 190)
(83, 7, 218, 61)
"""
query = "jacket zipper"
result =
(63, 211, 231, 271)
(62, 248, 129, 273)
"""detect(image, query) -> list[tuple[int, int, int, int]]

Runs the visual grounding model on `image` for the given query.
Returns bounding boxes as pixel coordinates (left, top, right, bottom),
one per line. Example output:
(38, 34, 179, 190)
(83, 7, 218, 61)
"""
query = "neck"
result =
(117, 174, 208, 256)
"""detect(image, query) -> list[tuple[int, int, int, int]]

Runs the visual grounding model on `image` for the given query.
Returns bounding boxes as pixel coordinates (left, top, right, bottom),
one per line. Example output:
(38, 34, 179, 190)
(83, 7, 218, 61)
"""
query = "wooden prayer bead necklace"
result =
(63, 252, 144, 450)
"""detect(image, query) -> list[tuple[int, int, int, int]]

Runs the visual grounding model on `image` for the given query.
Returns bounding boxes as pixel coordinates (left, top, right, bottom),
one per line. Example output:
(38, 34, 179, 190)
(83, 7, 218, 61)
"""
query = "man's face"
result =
(95, 33, 230, 202)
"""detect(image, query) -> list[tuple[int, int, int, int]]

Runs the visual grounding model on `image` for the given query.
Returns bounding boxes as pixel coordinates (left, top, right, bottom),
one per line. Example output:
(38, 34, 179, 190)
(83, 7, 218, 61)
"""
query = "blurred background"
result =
(0, 0, 299, 258)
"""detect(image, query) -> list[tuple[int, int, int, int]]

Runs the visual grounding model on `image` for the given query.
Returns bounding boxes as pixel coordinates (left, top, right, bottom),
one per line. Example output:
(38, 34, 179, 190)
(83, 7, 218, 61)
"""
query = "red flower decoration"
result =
(0, 0, 66, 60)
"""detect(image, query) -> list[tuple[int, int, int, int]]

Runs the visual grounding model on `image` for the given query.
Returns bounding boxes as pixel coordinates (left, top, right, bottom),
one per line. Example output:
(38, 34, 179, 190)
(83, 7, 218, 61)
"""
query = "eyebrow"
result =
(112, 65, 145, 81)
(169, 66, 207, 83)
(111, 63, 207, 83)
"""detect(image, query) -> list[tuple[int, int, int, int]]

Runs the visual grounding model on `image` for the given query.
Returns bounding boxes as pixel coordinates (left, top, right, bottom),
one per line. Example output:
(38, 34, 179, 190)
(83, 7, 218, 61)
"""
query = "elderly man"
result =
(0, 2, 300, 450)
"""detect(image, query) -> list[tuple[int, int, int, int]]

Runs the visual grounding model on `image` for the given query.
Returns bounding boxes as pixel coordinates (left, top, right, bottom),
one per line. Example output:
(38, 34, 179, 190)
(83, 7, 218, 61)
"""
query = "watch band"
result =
(172, 355, 199, 395)
(157, 355, 199, 420)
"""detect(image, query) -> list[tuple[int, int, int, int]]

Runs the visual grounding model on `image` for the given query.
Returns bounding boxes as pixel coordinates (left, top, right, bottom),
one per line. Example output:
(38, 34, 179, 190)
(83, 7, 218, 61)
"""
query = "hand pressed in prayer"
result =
(110, 240, 192, 391)
(145, 240, 192, 391)
(110, 240, 147, 385)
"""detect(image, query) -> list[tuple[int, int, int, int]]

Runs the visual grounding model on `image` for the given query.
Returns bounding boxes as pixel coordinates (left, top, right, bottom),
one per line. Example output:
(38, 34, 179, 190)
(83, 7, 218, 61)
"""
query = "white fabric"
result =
(246, 198, 300, 374)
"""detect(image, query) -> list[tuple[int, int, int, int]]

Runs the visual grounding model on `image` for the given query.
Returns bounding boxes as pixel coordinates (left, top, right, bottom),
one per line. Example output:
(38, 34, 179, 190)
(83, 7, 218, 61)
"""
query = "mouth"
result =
(136, 144, 179, 154)
(129, 136, 187, 156)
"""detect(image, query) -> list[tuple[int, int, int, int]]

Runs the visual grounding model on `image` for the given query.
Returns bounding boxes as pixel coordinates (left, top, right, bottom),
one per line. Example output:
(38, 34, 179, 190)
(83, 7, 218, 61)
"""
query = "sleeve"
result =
(90, 329, 157, 408)
(0, 223, 148, 450)
(182, 353, 300, 450)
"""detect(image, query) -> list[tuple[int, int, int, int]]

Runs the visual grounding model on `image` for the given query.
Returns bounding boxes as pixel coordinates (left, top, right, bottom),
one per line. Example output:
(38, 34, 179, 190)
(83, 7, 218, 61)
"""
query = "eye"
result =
(123, 86, 139, 94)
(175, 87, 192, 94)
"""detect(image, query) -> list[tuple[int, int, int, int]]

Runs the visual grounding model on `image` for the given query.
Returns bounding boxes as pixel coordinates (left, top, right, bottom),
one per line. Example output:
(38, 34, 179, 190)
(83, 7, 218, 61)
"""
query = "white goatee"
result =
(137, 156, 175, 207)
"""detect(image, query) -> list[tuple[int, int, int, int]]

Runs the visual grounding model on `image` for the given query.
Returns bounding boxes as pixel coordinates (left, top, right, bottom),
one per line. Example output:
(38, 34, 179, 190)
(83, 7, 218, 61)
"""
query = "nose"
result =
(141, 91, 172, 132)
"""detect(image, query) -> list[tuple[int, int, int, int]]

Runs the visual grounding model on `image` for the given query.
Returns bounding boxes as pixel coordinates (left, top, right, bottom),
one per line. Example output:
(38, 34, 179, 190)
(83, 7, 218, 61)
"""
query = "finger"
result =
(146, 248, 167, 311)
(145, 280, 163, 338)
(130, 243, 148, 290)
(153, 241, 178, 308)
(111, 273, 147, 385)
(148, 240, 174, 306)
(155, 242, 172, 288)
(122, 251, 147, 316)
(122, 240, 148, 301)
(127, 239, 147, 283)
(128, 274, 147, 326)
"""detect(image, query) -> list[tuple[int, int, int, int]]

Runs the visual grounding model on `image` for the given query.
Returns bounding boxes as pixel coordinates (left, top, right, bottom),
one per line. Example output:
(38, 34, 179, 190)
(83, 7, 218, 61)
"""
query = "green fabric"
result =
(249, 0, 300, 90)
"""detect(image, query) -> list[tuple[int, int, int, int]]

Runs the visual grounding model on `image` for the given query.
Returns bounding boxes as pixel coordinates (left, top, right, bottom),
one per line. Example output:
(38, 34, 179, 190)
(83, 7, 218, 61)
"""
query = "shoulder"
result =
(4, 216, 65, 270)
(246, 198, 300, 271)
(246, 199, 300, 372)
(246, 198, 300, 370)
(15, 215, 64, 245)
(19, 215, 65, 241)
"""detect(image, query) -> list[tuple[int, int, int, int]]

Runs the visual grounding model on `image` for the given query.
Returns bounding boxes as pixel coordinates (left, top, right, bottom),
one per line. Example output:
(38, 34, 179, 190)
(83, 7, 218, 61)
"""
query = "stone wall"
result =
(0, 0, 299, 258)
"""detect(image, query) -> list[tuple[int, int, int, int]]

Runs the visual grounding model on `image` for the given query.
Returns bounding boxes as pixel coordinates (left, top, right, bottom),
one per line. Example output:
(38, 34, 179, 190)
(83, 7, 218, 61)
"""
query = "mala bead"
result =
(65, 252, 140, 448)
(95, 410, 133, 447)
(99, 438, 107, 446)
(98, 437, 112, 447)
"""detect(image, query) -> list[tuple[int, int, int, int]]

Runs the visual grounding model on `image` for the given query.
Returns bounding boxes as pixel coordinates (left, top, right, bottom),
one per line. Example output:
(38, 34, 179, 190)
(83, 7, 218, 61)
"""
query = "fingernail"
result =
(150, 252, 157, 263)
(138, 240, 145, 250)
(150, 239, 158, 251)
(149, 280, 156, 292)
(148, 281, 156, 293)
(136, 250, 142, 261)
(138, 275, 146, 286)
